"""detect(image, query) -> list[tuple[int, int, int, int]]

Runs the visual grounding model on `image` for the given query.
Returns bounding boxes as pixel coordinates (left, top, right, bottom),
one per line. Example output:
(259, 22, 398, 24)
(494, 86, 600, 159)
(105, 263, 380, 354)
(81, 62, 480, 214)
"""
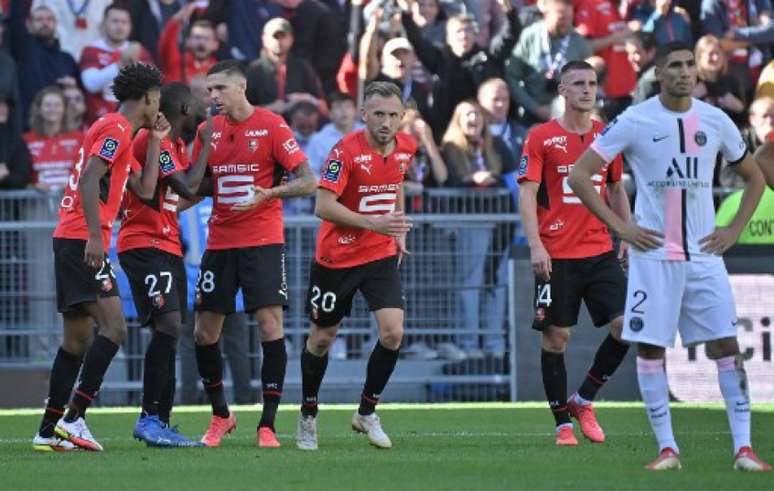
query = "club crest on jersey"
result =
(324, 160, 342, 182)
(694, 131, 707, 147)
(248, 139, 258, 152)
(99, 138, 119, 159)
(535, 307, 545, 323)
(518, 155, 528, 176)
(629, 316, 644, 332)
(159, 150, 175, 174)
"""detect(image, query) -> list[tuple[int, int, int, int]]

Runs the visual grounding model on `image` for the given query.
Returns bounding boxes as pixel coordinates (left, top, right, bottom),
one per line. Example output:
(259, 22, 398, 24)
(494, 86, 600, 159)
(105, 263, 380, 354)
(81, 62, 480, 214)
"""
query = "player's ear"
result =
(181, 102, 190, 116)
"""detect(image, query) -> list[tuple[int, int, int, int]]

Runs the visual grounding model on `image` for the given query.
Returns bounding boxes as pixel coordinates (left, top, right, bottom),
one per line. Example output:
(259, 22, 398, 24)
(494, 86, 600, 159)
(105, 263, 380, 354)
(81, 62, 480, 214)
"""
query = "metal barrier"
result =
(0, 188, 519, 405)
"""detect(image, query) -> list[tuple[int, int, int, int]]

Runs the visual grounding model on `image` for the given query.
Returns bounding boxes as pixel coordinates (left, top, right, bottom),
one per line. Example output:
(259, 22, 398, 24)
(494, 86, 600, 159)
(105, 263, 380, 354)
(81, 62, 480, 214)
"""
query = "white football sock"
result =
(716, 355, 751, 454)
(637, 357, 678, 453)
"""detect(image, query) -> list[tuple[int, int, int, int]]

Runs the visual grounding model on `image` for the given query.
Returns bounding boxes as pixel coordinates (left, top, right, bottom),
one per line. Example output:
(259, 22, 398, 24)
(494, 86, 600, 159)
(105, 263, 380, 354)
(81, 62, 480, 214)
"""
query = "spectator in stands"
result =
(277, 0, 346, 95)
(5, 3, 79, 124)
(747, 96, 774, 148)
(694, 34, 746, 122)
(400, 0, 521, 140)
(80, 3, 153, 123)
(701, 0, 772, 95)
(441, 99, 513, 357)
(756, 58, 774, 98)
(399, 107, 447, 193)
(306, 91, 362, 178)
(477, 77, 526, 163)
(23, 86, 83, 192)
(410, 0, 447, 48)
(367, 37, 432, 119)
(626, 31, 660, 103)
(245, 17, 328, 117)
(128, 0, 185, 62)
(158, 6, 219, 84)
(575, 0, 638, 118)
(642, 0, 693, 45)
(31, 0, 113, 60)
(0, 92, 30, 190)
(440, 0, 506, 49)
(225, 0, 281, 62)
(506, 0, 591, 126)
(0, 12, 21, 136)
(62, 84, 87, 133)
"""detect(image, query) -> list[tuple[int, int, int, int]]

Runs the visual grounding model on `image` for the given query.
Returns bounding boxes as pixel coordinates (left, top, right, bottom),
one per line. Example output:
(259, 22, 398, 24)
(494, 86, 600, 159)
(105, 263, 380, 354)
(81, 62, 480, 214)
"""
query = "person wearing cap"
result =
(245, 17, 328, 118)
(373, 37, 432, 120)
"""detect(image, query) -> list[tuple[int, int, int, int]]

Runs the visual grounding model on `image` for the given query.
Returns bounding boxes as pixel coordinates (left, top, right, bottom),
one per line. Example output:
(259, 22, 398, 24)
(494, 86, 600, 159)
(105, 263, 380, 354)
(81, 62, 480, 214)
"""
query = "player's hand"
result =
(530, 243, 552, 281)
(152, 113, 171, 139)
(198, 106, 214, 144)
(618, 222, 664, 251)
(396, 0, 415, 13)
(84, 236, 105, 270)
(230, 185, 275, 211)
(396, 233, 410, 266)
(699, 227, 738, 255)
(368, 211, 413, 237)
(617, 240, 629, 269)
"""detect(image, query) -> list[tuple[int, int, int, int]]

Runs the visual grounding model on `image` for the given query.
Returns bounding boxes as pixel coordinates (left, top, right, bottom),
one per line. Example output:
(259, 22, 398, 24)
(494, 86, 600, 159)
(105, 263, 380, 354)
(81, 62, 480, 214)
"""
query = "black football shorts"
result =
(54, 238, 119, 314)
(119, 247, 187, 326)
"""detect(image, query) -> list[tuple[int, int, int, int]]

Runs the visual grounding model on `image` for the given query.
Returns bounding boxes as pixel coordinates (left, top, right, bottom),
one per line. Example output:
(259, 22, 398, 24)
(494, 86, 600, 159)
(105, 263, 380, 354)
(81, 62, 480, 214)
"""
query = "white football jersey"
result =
(591, 96, 747, 262)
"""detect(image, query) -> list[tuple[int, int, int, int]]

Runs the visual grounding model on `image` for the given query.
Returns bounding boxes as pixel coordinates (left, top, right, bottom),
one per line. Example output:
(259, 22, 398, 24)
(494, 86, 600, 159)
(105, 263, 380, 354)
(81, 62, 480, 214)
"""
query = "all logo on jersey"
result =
(159, 150, 176, 174)
(666, 157, 699, 179)
(694, 131, 707, 147)
(99, 138, 119, 159)
(518, 155, 528, 176)
(324, 160, 342, 182)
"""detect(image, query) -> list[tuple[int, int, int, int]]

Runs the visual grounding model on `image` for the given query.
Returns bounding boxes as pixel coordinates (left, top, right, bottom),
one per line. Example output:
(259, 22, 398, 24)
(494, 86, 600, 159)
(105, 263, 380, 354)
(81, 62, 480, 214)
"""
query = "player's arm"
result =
(519, 180, 551, 280)
(166, 111, 214, 200)
(569, 148, 663, 251)
(272, 160, 316, 199)
(700, 154, 765, 254)
(128, 114, 171, 200)
(177, 195, 205, 212)
(395, 182, 410, 263)
(754, 139, 774, 189)
(314, 188, 412, 237)
(606, 179, 632, 259)
(78, 156, 110, 268)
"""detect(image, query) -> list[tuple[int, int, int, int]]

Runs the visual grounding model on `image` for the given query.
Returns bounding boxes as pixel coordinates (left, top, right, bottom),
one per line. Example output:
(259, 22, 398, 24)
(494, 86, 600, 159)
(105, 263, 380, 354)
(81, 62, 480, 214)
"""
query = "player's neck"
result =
(118, 104, 145, 135)
(658, 93, 692, 113)
(226, 102, 255, 123)
(558, 110, 592, 134)
(365, 132, 396, 156)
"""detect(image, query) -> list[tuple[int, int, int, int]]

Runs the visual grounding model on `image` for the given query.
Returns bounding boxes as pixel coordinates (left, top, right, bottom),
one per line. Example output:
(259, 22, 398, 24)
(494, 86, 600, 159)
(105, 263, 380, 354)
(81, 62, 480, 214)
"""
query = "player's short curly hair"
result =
(111, 62, 163, 103)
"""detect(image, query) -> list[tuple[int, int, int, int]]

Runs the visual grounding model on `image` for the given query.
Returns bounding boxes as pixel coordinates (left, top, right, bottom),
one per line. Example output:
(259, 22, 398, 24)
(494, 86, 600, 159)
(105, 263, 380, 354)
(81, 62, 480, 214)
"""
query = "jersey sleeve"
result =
(318, 142, 351, 196)
(158, 138, 186, 178)
(517, 129, 544, 184)
(590, 111, 635, 163)
(88, 124, 125, 167)
(271, 118, 308, 172)
(718, 111, 748, 165)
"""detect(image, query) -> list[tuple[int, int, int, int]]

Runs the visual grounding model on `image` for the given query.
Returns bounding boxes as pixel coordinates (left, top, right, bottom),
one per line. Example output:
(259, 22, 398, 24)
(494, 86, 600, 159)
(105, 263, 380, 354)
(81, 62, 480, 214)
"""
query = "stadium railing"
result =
(0, 188, 520, 406)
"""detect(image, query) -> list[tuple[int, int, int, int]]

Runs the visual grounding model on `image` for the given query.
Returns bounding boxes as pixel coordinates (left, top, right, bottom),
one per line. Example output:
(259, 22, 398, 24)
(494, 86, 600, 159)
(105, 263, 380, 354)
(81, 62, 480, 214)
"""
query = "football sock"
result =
(39, 347, 83, 436)
(578, 334, 630, 401)
(141, 331, 176, 417)
(195, 341, 229, 418)
(716, 355, 751, 454)
(158, 349, 176, 424)
(359, 341, 399, 416)
(258, 339, 287, 430)
(65, 335, 119, 422)
(636, 357, 678, 453)
(300, 346, 329, 418)
(541, 349, 571, 426)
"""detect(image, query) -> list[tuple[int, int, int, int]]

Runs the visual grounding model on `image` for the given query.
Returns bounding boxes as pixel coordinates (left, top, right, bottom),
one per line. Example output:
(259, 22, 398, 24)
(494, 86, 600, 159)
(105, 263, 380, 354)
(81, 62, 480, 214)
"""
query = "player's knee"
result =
(153, 315, 181, 340)
(379, 324, 404, 350)
(194, 325, 219, 346)
(542, 327, 569, 352)
(61, 333, 90, 355)
(705, 337, 739, 359)
(609, 317, 625, 341)
(255, 309, 283, 341)
(309, 329, 337, 354)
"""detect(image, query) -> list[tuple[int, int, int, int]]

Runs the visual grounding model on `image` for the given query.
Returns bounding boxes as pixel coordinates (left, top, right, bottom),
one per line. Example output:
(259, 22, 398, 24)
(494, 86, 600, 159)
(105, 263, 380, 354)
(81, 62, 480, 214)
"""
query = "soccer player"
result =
(295, 81, 415, 451)
(191, 60, 316, 448)
(569, 42, 771, 471)
(33, 62, 166, 452)
(117, 82, 213, 447)
(518, 60, 632, 447)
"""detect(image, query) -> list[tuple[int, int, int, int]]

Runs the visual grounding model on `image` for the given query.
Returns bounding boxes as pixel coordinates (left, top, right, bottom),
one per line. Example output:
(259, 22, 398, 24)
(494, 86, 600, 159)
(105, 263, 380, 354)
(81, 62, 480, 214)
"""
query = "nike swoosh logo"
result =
(652, 135, 669, 142)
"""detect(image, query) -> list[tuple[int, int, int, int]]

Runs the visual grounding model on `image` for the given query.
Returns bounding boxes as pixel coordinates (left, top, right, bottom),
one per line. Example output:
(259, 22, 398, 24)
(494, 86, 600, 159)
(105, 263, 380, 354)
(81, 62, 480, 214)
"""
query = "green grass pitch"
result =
(0, 403, 772, 490)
